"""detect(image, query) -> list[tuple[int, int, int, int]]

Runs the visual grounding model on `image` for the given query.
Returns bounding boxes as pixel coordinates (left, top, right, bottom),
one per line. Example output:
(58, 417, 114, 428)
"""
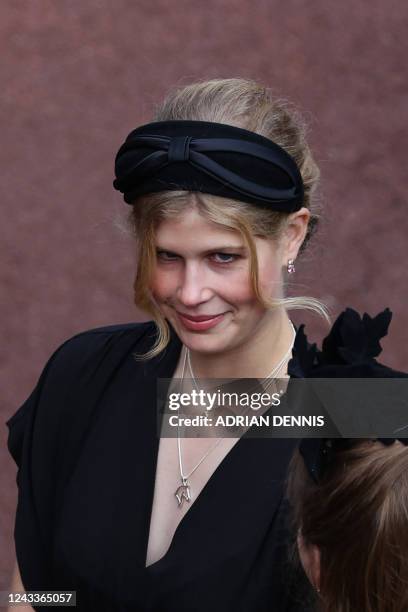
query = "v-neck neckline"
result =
(138, 321, 300, 574)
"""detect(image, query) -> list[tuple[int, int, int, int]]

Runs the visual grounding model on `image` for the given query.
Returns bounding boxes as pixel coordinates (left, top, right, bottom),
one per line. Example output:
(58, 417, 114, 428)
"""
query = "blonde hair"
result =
(125, 78, 330, 359)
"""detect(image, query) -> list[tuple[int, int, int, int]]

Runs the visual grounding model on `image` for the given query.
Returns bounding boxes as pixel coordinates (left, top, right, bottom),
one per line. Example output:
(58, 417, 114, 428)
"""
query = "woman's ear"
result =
(281, 207, 311, 263)
(297, 528, 321, 592)
(309, 544, 321, 593)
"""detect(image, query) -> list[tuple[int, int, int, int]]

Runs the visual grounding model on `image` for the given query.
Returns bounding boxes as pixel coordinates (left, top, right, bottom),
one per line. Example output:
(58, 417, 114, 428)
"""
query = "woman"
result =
(286, 308, 408, 611)
(6, 78, 328, 611)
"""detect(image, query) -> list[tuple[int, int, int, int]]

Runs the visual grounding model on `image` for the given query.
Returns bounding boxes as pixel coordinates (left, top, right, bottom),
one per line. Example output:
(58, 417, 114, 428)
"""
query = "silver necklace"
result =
(174, 347, 223, 507)
(174, 322, 297, 507)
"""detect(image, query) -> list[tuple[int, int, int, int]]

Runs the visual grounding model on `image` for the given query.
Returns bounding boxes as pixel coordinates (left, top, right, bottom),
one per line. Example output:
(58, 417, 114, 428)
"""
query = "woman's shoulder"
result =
(43, 319, 157, 372)
(6, 320, 158, 432)
(6, 320, 159, 469)
(59, 319, 157, 347)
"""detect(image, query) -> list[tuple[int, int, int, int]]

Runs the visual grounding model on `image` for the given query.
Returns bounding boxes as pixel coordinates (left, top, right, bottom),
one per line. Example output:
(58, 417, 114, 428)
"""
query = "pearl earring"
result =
(287, 259, 296, 274)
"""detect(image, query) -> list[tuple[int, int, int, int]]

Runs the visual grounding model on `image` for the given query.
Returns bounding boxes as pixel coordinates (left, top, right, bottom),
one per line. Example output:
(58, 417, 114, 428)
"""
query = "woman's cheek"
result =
(217, 277, 255, 306)
(149, 270, 176, 301)
(225, 267, 259, 304)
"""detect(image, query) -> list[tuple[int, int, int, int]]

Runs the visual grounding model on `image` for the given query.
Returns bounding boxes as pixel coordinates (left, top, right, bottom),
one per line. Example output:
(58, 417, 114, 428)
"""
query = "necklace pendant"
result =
(175, 479, 191, 507)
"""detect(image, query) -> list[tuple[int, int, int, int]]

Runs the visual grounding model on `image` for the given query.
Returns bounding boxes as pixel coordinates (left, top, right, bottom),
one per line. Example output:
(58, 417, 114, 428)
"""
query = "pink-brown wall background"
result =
(1, 0, 407, 591)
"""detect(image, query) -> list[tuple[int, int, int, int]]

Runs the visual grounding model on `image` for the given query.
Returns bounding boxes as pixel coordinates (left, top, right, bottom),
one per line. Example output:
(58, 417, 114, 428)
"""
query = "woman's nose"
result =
(176, 264, 212, 306)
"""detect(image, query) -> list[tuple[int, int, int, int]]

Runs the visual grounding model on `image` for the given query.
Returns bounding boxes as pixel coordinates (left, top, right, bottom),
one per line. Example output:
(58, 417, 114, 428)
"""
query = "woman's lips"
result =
(175, 311, 226, 331)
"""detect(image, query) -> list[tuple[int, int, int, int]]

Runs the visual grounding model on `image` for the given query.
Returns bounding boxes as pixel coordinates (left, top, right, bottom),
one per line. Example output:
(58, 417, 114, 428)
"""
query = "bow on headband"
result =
(287, 307, 408, 483)
(113, 120, 304, 211)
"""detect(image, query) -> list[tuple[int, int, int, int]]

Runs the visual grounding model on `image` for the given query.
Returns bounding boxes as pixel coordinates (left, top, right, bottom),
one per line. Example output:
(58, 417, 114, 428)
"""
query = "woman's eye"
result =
(156, 251, 239, 264)
(211, 253, 238, 264)
(156, 250, 179, 261)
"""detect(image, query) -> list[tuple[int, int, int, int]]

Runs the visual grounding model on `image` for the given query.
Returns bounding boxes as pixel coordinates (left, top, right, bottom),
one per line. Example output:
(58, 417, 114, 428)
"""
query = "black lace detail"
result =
(289, 307, 393, 377)
(287, 307, 408, 483)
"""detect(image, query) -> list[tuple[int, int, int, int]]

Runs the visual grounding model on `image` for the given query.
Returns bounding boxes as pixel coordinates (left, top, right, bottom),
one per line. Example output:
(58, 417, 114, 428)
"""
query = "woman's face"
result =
(150, 206, 285, 354)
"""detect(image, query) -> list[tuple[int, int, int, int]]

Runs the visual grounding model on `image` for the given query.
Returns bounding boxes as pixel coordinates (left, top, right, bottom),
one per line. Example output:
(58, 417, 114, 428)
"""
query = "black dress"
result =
(6, 320, 313, 611)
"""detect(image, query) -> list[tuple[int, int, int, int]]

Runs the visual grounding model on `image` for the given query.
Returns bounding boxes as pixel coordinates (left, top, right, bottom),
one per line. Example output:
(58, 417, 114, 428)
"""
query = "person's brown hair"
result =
(286, 440, 408, 612)
(123, 78, 330, 359)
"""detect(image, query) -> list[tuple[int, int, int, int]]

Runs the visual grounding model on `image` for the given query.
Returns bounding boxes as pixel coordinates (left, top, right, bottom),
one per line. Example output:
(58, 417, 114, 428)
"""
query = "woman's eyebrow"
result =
(205, 245, 247, 252)
(155, 245, 247, 254)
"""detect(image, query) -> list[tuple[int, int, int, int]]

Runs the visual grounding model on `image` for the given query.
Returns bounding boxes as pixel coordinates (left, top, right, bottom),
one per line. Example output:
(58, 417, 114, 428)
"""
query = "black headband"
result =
(112, 120, 304, 211)
(287, 307, 408, 484)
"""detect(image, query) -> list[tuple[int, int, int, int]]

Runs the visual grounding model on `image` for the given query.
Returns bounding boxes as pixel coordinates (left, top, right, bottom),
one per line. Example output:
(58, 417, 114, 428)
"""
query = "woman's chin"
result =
(172, 324, 235, 356)
(179, 331, 228, 354)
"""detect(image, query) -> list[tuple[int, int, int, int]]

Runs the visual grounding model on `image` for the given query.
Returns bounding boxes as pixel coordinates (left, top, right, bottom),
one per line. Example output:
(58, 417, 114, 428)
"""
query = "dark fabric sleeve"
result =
(5, 322, 154, 597)
(7, 386, 39, 483)
(6, 340, 74, 593)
